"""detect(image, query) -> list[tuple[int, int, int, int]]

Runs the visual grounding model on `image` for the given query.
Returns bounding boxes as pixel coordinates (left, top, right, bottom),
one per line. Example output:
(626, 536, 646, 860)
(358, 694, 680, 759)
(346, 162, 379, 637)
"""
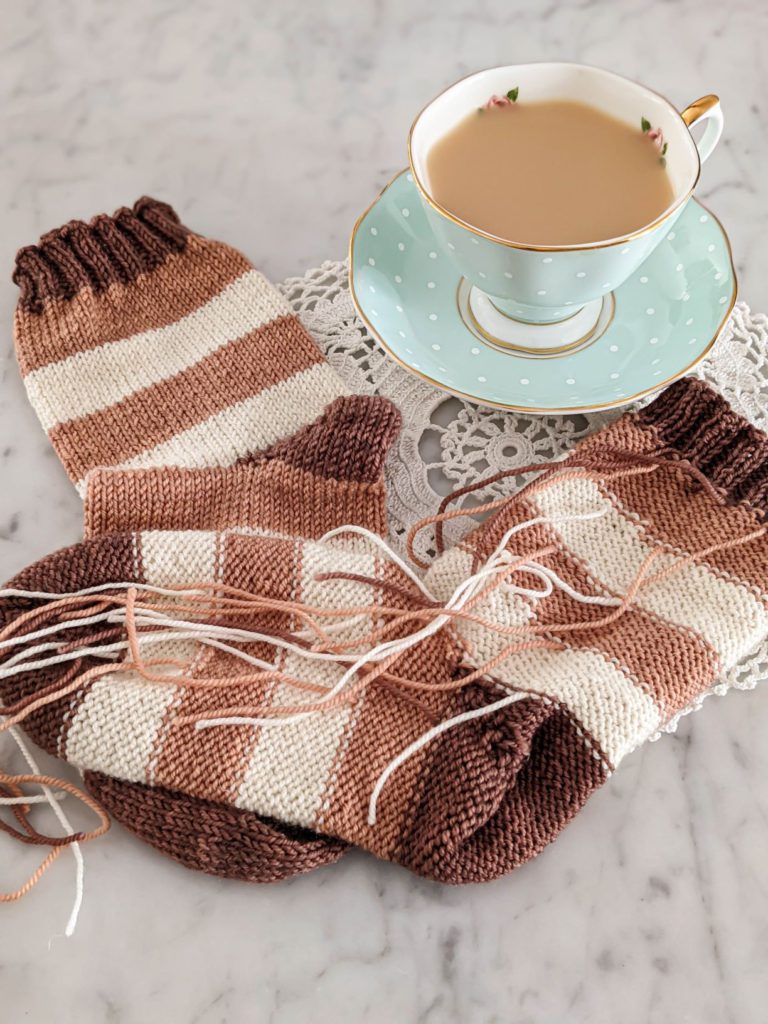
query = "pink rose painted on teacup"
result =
(641, 116, 669, 165)
(480, 87, 519, 111)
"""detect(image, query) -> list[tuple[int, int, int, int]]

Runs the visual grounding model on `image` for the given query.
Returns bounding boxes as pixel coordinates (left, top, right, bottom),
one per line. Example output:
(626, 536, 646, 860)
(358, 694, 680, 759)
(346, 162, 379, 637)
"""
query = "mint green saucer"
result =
(349, 171, 737, 413)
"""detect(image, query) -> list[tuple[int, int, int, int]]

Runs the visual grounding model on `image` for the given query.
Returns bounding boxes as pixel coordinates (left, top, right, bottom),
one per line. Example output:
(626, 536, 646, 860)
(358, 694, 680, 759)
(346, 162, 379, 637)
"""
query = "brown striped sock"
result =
(13, 197, 348, 494)
(4, 394, 401, 884)
(6, 380, 768, 883)
(83, 395, 400, 539)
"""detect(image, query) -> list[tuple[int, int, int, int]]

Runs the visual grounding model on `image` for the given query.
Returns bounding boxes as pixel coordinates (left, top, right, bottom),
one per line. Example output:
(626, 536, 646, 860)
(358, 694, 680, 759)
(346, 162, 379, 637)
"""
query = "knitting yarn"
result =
(13, 198, 348, 492)
(3, 378, 767, 884)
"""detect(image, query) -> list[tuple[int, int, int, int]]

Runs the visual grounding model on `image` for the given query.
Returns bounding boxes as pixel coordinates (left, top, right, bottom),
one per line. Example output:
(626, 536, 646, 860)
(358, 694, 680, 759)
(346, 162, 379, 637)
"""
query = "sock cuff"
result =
(636, 377, 768, 511)
(13, 197, 189, 314)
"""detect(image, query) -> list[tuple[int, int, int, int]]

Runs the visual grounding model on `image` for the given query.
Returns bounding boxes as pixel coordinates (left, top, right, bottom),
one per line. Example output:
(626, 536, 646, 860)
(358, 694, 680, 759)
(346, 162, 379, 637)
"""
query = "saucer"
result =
(349, 171, 737, 413)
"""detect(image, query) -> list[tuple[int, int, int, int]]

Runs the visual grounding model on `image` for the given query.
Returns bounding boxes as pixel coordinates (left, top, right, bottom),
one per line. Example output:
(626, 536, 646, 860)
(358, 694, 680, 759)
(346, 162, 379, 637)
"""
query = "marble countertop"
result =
(2, 2, 768, 1021)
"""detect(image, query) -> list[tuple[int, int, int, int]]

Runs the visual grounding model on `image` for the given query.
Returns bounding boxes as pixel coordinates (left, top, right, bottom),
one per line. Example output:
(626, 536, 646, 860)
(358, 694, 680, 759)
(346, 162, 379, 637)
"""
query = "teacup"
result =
(408, 63, 722, 350)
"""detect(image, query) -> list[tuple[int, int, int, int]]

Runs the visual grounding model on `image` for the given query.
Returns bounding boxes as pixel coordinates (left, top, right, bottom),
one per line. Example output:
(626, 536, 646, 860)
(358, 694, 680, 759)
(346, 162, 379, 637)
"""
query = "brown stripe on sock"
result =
(49, 316, 326, 481)
(463, 490, 560, 568)
(151, 649, 276, 805)
(84, 464, 388, 539)
(461, 494, 719, 716)
(0, 534, 139, 755)
(220, 532, 303, 653)
(637, 378, 768, 511)
(396, 690, 608, 883)
(257, 396, 402, 484)
(318, 682, 455, 859)
(577, 411, 660, 460)
(14, 237, 254, 375)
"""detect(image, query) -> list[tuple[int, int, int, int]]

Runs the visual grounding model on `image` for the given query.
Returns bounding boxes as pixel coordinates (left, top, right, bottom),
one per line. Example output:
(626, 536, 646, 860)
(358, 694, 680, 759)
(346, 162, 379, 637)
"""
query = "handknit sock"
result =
(71, 395, 400, 881)
(4, 379, 768, 883)
(12, 197, 348, 493)
(83, 395, 397, 539)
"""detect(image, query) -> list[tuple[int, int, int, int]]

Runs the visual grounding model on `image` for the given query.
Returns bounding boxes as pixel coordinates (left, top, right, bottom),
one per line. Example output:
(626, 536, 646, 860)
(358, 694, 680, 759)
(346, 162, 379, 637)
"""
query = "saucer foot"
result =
(459, 281, 614, 358)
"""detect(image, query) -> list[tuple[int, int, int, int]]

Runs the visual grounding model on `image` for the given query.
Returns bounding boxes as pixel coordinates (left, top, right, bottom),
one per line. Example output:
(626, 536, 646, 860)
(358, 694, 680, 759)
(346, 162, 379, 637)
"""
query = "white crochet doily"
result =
(281, 261, 767, 554)
(280, 261, 768, 718)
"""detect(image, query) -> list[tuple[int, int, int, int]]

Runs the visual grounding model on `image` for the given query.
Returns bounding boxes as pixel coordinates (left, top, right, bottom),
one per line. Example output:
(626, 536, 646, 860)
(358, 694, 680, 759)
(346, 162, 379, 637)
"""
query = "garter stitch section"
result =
(13, 197, 348, 492)
(3, 378, 767, 883)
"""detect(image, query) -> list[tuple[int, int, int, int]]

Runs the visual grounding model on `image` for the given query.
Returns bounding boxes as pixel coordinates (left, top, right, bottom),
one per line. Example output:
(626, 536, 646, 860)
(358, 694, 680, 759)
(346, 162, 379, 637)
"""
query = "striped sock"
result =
(13, 197, 348, 494)
(2, 380, 768, 882)
(3, 393, 402, 883)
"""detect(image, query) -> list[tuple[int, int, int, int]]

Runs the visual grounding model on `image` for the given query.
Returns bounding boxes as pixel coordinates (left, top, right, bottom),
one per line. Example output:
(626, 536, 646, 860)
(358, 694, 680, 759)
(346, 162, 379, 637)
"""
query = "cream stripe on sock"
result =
(66, 672, 179, 783)
(25, 271, 292, 430)
(75, 363, 347, 493)
(490, 645, 660, 765)
(139, 530, 220, 588)
(234, 657, 353, 828)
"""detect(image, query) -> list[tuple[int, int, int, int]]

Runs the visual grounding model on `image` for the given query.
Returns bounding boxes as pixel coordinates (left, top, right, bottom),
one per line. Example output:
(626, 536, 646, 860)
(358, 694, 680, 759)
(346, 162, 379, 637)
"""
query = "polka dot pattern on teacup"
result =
(351, 171, 735, 412)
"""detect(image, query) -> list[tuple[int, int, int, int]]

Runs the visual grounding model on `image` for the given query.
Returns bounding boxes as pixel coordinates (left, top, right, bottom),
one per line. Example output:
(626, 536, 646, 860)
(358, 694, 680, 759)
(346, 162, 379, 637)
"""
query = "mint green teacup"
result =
(408, 63, 723, 351)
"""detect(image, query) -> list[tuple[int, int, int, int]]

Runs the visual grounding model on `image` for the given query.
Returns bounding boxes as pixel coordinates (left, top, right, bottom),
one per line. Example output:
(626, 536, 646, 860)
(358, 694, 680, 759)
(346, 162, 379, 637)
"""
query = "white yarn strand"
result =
(368, 689, 529, 825)
(319, 524, 436, 599)
(0, 791, 67, 806)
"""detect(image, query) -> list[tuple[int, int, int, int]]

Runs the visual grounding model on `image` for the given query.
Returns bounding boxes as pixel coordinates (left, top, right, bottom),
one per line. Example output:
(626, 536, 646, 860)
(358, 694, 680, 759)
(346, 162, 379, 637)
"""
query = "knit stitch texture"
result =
(13, 197, 348, 493)
(3, 376, 767, 883)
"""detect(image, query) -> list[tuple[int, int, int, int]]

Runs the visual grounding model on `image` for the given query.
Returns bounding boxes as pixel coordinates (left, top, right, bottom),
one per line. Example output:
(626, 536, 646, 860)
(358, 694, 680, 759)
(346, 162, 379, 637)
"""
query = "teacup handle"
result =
(680, 94, 723, 165)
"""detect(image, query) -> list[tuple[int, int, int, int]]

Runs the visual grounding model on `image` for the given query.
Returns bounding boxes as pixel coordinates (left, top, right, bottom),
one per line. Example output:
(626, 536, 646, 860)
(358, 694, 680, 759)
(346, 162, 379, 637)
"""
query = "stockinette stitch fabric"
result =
(3, 377, 768, 883)
(7, 196, 371, 882)
(66, 394, 401, 882)
(12, 196, 348, 493)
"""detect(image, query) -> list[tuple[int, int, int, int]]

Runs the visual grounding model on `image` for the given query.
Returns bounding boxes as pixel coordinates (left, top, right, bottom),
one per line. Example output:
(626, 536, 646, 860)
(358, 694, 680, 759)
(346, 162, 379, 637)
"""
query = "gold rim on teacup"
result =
(407, 63, 720, 253)
(347, 172, 737, 415)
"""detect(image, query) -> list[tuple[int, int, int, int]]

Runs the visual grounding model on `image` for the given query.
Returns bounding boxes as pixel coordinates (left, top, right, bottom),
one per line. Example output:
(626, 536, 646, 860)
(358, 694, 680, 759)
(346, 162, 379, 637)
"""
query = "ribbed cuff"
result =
(13, 197, 189, 313)
(637, 378, 768, 512)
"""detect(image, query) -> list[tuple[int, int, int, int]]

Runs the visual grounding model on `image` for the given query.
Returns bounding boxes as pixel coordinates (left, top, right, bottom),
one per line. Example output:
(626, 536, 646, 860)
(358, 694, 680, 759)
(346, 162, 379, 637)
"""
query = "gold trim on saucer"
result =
(407, 63, 709, 253)
(458, 282, 615, 357)
(347, 171, 738, 415)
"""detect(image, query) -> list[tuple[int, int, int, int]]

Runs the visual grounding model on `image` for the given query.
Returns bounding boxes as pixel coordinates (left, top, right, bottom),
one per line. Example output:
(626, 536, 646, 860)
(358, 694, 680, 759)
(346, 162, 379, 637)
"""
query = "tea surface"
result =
(425, 99, 675, 245)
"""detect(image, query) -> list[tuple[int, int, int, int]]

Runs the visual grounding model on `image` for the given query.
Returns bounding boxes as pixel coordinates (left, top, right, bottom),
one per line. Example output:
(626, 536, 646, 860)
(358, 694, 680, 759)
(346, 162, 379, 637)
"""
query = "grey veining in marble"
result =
(2, 2, 768, 1022)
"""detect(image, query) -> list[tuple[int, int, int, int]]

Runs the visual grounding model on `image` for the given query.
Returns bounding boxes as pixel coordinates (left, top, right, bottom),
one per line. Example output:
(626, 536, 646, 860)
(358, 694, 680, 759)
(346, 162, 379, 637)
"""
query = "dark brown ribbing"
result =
(13, 197, 189, 313)
(84, 772, 347, 882)
(244, 395, 402, 483)
(637, 378, 768, 512)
